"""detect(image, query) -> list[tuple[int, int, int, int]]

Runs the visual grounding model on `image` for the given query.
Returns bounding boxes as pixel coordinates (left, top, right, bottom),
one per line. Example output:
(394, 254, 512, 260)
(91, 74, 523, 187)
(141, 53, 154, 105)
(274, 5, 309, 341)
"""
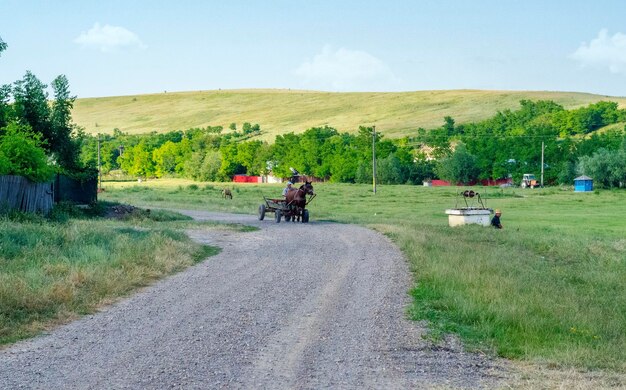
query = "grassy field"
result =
(72, 89, 626, 139)
(596, 121, 626, 134)
(100, 178, 626, 373)
(0, 205, 253, 346)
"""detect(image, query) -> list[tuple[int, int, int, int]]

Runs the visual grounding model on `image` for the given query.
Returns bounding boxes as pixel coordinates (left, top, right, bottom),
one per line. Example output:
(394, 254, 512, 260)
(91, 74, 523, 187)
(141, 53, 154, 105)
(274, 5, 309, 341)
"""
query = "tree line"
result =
(80, 99, 626, 188)
(416, 100, 626, 187)
(80, 125, 435, 185)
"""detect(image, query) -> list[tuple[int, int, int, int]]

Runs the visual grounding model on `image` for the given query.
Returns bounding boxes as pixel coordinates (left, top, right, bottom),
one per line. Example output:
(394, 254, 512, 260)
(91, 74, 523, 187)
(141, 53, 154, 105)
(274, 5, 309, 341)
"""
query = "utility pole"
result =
(97, 134, 102, 191)
(541, 141, 545, 188)
(372, 126, 377, 194)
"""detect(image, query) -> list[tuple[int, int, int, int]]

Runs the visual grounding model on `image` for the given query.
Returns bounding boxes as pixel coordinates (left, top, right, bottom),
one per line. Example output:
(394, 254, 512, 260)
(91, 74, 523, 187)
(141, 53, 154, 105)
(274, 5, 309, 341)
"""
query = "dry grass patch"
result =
(72, 89, 626, 138)
(507, 362, 626, 389)
(0, 209, 221, 346)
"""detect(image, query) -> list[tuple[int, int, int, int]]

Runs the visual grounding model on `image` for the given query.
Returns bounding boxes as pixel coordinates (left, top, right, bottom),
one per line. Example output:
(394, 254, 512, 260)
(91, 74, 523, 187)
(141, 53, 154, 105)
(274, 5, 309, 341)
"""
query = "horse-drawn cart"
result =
(258, 182, 315, 223)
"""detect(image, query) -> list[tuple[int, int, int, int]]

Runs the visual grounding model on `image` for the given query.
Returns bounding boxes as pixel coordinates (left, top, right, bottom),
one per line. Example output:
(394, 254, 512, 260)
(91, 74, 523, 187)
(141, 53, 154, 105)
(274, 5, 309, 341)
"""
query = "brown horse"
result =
(285, 181, 314, 222)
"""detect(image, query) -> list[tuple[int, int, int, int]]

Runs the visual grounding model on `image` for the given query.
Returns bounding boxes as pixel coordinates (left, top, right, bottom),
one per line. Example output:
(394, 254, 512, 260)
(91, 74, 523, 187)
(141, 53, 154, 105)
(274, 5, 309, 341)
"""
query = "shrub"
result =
(577, 147, 626, 188)
(435, 143, 480, 184)
(0, 150, 10, 175)
(0, 122, 54, 182)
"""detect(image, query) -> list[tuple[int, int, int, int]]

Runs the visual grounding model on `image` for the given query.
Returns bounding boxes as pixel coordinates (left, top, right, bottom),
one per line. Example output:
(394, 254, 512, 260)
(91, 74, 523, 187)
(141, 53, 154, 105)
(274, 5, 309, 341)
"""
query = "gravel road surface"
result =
(0, 211, 505, 389)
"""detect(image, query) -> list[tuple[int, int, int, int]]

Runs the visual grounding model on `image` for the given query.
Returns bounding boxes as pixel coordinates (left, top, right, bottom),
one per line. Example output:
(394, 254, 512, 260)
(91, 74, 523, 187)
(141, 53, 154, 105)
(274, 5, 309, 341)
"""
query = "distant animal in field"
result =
(222, 188, 233, 199)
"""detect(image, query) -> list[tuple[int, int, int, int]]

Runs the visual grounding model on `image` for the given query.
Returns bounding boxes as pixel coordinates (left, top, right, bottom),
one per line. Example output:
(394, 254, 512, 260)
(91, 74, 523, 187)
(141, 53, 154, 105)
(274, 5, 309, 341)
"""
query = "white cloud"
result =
(571, 29, 626, 74)
(294, 46, 400, 91)
(74, 23, 146, 52)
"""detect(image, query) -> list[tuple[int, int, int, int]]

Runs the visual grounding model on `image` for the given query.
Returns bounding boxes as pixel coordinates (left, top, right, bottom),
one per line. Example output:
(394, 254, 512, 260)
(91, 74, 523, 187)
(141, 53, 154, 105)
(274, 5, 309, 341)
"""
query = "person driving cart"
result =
(282, 181, 293, 197)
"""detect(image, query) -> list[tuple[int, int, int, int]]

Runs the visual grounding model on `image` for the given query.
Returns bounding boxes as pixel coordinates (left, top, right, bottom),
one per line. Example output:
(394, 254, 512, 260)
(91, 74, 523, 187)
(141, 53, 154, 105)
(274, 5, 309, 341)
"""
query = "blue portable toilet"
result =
(574, 175, 593, 192)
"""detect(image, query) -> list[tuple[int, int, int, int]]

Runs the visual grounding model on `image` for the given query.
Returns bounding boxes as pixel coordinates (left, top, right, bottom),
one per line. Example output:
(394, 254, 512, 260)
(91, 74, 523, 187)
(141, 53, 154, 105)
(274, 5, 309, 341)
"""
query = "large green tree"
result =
(152, 138, 192, 177)
(152, 141, 179, 177)
(436, 143, 480, 184)
(218, 138, 244, 179)
(577, 144, 626, 188)
(50, 75, 79, 169)
(271, 133, 304, 178)
(118, 141, 155, 178)
(299, 126, 338, 179)
(12, 72, 53, 149)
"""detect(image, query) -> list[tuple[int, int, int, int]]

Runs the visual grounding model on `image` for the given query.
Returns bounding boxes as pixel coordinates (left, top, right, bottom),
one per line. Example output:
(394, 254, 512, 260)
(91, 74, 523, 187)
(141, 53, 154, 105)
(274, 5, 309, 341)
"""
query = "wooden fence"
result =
(0, 175, 54, 215)
(54, 174, 97, 204)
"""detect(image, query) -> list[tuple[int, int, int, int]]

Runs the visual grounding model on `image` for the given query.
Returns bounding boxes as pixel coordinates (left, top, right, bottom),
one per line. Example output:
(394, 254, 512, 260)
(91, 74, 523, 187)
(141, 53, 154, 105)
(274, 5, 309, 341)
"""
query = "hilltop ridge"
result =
(71, 89, 626, 139)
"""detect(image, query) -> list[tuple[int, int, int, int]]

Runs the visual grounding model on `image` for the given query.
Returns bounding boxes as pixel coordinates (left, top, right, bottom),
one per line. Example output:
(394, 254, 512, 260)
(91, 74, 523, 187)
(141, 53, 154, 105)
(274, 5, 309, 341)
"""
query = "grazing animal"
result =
(222, 188, 233, 199)
(285, 181, 314, 222)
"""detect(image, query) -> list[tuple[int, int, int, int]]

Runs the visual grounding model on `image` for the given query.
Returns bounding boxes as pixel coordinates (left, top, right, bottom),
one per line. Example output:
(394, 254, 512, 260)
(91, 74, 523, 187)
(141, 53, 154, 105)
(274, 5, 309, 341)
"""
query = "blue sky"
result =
(1, 0, 625, 98)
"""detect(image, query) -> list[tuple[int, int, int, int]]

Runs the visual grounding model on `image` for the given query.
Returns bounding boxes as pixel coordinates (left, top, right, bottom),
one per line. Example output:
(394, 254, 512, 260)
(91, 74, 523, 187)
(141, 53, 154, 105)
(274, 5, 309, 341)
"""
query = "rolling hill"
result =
(71, 89, 626, 139)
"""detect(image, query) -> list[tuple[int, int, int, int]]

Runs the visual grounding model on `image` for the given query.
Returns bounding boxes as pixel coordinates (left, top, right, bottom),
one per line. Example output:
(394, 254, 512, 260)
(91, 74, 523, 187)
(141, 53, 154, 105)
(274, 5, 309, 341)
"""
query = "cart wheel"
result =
(275, 210, 282, 223)
(258, 204, 266, 220)
(302, 209, 309, 223)
(285, 215, 291, 222)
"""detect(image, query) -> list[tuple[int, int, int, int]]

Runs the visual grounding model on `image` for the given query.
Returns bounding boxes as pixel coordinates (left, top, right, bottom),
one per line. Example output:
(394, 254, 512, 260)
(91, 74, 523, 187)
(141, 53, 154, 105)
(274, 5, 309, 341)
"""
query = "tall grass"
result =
(101, 179, 626, 370)
(400, 223, 625, 370)
(0, 209, 218, 345)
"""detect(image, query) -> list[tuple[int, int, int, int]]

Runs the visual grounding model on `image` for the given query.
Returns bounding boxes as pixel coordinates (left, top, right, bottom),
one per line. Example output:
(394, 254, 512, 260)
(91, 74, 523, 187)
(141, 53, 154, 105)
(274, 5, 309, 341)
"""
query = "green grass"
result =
(0, 204, 242, 345)
(72, 89, 626, 139)
(100, 179, 626, 371)
(595, 121, 626, 134)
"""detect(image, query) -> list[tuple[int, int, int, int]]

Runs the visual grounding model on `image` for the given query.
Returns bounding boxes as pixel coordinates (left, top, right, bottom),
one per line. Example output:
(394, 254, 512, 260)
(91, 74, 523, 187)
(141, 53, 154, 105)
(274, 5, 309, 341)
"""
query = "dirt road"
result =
(0, 211, 504, 389)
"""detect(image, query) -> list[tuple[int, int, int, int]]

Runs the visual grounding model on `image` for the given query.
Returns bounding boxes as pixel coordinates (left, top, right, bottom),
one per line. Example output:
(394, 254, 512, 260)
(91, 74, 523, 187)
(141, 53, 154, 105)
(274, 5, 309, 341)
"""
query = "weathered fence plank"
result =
(0, 176, 23, 209)
(54, 175, 97, 204)
(0, 175, 54, 215)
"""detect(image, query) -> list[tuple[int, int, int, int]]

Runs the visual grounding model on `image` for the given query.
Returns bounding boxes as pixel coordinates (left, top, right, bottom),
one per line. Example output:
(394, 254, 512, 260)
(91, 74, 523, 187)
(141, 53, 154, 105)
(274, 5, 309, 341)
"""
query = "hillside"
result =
(596, 121, 626, 134)
(72, 89, 626, 139)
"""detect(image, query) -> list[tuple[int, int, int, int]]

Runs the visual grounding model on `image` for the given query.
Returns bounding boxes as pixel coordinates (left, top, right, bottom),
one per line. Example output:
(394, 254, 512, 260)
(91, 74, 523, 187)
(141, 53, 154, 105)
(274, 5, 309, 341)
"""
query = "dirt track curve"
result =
(0, 211, 506, 389)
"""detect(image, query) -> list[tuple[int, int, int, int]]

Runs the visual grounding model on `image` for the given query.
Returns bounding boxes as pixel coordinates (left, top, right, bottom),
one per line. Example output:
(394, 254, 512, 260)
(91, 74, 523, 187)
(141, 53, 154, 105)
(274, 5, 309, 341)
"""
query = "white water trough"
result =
(445, 208, 493, 227)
